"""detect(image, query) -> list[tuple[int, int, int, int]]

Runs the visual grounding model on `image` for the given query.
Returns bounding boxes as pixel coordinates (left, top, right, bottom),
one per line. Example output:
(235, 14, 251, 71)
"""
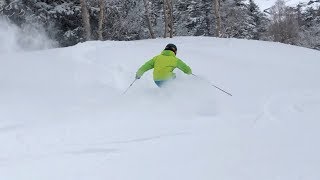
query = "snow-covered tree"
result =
(248, 0, 268, 40)
(220, 0, 256, 39)
(267, 0, 299, 44)
(1, 0, 319, 50)
(298, 0, 320, 50)
(142, 0, 155, 39)
(174, 0, 213, 36)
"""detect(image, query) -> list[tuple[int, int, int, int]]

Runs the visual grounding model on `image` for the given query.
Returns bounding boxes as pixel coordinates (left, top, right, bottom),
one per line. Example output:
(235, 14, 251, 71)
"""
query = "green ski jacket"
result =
(136, 50, 192, 81)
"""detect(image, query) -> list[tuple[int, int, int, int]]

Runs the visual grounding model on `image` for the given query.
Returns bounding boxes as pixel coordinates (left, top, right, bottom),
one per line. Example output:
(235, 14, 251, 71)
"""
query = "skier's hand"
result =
(135, 74, 141, 79)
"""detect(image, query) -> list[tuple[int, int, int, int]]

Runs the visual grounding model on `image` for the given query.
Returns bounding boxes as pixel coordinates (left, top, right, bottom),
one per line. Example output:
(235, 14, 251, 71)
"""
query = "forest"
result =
(1, 0, 319, 50)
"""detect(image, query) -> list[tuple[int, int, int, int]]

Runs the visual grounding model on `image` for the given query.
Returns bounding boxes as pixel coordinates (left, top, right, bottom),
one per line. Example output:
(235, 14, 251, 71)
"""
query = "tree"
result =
(80, 0, 91, 41)
(163, 0, 173, 38)
(168, 0, 174, 38)
(174, 0, 213, 36)
(248, 0, 268, 40)
(298, 1, 320, 50)
(220, 0, 256, 39)
(143, 0, 155, 38)
(98, 0, 105, 40)
(213, 0, 222, 37)
(103, 0, 144, 40)
(268, 0, 299, 44)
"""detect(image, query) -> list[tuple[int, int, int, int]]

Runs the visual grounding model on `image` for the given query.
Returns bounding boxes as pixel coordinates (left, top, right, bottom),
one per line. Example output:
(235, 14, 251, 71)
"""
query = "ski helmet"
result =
(164, 43, 177, 53)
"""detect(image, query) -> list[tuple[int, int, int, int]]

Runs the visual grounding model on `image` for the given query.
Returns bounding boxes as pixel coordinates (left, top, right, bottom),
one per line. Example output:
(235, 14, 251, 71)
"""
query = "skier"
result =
(135, 44, 192, 87)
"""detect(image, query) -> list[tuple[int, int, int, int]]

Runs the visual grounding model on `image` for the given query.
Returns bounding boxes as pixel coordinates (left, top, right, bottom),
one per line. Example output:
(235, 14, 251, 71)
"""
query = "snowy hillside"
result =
(1, 37, 320, 180)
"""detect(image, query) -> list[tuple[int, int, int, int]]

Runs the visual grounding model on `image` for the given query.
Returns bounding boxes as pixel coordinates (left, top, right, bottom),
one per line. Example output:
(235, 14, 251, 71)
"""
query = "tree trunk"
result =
(98, 0, 105, 41)
(80, 0, 91, 41)
(167, 0, 174, 38)
(205, 10, 210, 35)
(163, 0, 169, 38)
(213, 0, 221, 37)
(143, 0, 155, 39)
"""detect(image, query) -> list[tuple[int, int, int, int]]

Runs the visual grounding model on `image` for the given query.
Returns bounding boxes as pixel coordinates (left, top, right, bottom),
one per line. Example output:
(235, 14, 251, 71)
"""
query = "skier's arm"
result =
(136, 58, 155, 78)
(177, 59, 192, 75)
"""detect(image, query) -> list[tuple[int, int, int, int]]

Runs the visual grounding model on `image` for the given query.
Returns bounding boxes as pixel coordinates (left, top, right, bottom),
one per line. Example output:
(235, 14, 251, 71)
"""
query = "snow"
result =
(0, 36, 320, 180)
(0, 18, 56, 52)
(255, 0, 310, 10)
(49, 3, 75, 15)
(0, 1, 5, 7)
(303, 0, 320, 10)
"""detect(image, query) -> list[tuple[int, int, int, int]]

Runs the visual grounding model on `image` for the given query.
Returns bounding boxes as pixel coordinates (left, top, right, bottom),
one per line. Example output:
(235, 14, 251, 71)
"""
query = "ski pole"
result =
(123, 79, 137, 95)
(192, 74, 232, 96)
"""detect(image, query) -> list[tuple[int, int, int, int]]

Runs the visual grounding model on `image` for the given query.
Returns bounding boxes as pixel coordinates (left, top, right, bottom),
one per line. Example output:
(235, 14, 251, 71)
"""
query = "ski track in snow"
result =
(258, 90, 320, 122)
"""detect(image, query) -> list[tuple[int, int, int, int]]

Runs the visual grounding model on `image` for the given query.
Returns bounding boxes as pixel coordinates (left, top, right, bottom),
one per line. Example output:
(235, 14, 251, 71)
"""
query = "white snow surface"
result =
(1, 37, 320, 180)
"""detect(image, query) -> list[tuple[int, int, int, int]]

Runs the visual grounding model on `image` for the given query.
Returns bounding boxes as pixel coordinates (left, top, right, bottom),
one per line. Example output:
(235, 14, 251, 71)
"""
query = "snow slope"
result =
(0, 37, 320, 180)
